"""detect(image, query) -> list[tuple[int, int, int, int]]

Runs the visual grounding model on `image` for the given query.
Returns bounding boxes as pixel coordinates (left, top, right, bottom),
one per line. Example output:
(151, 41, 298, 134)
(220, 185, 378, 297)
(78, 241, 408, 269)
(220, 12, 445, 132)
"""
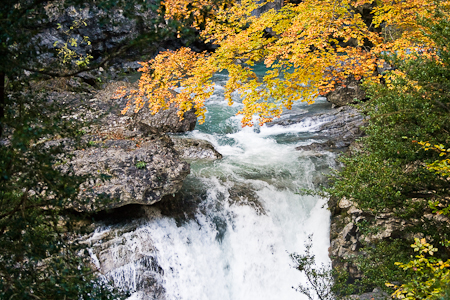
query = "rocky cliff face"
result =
(40, 5, 156, 57)
(35, 3, 162, 85)
(328, 193, 450, 287)
(328, 197, 415, 280)
(36, 3, 213, 89)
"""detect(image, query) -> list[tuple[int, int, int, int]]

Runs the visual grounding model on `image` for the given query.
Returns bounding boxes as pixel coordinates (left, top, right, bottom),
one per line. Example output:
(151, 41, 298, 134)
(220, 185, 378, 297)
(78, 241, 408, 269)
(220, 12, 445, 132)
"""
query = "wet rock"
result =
(227, 182, 266, 215)
(83, 217, 166, 299)
(325, 76, 367, 107)
(171, 137, 222, 160)
(294, 106, 367, 151)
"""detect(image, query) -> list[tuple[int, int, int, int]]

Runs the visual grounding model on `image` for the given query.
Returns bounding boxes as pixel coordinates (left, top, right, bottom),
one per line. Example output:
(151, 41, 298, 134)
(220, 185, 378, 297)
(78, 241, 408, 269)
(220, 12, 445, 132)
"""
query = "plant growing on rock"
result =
(136, 161, 147, 169)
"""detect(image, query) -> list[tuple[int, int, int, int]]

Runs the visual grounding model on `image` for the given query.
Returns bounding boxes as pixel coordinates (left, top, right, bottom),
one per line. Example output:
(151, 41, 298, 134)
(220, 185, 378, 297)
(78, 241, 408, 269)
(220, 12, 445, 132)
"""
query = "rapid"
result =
(88, 70, 336, 300)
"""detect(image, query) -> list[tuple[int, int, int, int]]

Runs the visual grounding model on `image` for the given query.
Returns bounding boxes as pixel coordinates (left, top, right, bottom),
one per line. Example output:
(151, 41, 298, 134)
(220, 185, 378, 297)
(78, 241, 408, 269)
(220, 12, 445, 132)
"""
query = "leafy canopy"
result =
(122, 0, 449, 126)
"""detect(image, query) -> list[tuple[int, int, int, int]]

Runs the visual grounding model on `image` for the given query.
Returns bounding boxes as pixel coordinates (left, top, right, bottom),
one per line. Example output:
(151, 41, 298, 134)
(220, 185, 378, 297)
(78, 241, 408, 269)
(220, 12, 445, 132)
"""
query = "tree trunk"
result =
(0, 72, 4, 138)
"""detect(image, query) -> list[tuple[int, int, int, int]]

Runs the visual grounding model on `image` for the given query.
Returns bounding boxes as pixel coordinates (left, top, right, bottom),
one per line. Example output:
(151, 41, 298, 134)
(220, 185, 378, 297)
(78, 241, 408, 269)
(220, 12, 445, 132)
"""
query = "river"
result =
(88, 70, 336, 300)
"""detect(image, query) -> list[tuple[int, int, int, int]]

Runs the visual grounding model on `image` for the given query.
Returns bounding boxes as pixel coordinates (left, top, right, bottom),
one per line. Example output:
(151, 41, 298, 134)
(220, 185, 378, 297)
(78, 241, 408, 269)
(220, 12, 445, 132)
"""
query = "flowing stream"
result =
(88, 70, 336, 300)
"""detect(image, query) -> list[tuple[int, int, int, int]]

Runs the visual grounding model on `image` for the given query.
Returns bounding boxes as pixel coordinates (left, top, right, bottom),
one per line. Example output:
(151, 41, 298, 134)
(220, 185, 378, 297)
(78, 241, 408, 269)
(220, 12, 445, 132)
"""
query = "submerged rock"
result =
(171, 137, 222, 160)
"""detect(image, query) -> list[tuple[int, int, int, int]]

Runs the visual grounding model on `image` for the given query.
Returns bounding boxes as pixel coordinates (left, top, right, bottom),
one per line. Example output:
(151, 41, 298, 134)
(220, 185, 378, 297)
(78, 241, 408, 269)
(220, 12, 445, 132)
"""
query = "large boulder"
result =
(132, 105, 198, 135)
(72, 134, 190, 212)
(90, 81, 198, 136)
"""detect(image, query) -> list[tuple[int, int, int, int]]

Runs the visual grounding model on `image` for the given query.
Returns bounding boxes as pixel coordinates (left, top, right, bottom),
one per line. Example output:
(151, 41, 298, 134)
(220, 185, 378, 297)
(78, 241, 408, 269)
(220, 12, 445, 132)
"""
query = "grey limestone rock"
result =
(68, 81, 193, 212)
(346, 288, 390, 300)
(268, 106, 366, 152)
(132, 105, 198, 135)
(327, 196, 425, 285)
(295, 106, 367, 151)
(82, 215, 166, 299)
(72, 135, 190, 212)
(38, 5, 158, 63)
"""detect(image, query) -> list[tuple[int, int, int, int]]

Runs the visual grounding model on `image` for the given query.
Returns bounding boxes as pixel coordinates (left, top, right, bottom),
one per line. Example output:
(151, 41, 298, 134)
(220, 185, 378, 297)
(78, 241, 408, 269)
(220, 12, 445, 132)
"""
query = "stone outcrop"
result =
(72, 133, 190, 212)
(325, 76, 367, 107)
(36, 4, 214, 85)
(294, 106, 367, 151)
(171, 137, 223, 160)
(266, 104, 366, 151)
(327, 194, 450, 287)
(132, 105, 198, 135)
(38, 5, 158, 66)
(67, 82, 187, 211)
(328, 197, 381, 281)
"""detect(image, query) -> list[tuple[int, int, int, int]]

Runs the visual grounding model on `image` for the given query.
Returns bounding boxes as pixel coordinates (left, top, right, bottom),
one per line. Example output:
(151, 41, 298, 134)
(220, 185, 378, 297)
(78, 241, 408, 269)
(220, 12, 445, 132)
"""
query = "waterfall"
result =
(88, 72, 335, 300)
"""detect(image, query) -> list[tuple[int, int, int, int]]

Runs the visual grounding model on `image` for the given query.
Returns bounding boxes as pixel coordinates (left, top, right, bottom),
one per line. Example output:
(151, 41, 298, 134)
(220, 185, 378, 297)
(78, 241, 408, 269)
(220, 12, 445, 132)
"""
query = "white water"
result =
(89, 73, 336, 300)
